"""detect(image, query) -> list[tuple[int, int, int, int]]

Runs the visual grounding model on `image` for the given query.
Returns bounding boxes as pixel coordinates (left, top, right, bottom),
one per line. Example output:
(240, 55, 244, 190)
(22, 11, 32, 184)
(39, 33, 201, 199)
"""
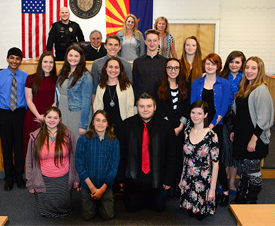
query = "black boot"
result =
(245, 184, 262, 204)
(231, 175, 249, 204)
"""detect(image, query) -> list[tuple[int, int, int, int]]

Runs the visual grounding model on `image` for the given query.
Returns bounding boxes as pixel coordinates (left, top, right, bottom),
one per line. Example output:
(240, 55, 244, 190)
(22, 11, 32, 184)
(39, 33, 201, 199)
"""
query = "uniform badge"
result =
(69, 27, 73, 32)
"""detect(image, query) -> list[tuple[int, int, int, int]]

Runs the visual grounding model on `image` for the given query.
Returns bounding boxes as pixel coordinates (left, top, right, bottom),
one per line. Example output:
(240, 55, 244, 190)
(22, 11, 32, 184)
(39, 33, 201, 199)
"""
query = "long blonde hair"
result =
(122, 14, 143, 39)
(235, 56, 266, 98)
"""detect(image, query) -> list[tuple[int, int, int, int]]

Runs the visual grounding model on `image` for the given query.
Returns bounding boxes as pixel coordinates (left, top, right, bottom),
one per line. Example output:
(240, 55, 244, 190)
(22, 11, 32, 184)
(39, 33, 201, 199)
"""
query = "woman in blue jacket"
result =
(57, 45, 93, 141)
(191, 53, 230, 206)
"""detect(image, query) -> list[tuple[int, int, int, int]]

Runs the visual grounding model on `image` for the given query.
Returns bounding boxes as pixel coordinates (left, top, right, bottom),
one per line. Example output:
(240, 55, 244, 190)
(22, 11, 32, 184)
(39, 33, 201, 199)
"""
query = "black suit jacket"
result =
(117, 114, 177, 192)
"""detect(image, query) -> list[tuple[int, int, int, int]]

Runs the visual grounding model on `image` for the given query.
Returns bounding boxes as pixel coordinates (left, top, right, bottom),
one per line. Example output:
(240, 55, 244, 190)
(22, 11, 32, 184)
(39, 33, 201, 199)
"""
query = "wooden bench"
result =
(230, 204, 275, 226)
(0, 216, 8, 226)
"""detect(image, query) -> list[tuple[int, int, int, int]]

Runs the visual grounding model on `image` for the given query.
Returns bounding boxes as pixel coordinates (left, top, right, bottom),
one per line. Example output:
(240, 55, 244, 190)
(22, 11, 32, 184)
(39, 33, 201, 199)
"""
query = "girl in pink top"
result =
(26, 106, 79, 218)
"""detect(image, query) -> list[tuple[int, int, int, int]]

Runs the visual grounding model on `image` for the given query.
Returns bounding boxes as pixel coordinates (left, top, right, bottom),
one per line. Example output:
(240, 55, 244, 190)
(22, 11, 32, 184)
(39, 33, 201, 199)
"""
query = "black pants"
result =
(213, 124, 229, 192)
(0, 108, 26, 181)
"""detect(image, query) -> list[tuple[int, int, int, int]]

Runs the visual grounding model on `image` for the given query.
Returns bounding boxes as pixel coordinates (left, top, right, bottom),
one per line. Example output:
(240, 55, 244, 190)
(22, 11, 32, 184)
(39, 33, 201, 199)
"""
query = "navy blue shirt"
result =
(75, 133, 120, 190)
(0, 67, 28, 110)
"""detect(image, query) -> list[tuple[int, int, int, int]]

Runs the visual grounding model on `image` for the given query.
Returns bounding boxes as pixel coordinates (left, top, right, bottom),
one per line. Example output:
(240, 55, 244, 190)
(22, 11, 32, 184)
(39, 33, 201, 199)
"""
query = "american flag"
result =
(22, 0, 68, 59)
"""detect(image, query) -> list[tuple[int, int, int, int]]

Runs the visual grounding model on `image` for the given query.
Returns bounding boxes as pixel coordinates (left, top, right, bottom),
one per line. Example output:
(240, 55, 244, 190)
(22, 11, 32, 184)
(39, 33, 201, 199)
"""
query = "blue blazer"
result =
(190, 74, 230, 125)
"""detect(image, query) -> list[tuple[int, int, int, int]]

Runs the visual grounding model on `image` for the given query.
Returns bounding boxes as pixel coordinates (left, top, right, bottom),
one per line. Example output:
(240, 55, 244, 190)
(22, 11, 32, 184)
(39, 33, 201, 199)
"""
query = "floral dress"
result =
(180, 127, 219, 215)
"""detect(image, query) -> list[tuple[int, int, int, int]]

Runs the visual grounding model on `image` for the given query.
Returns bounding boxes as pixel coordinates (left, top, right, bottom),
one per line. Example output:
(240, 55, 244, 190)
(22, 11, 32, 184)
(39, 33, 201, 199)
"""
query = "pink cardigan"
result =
(25, 127, 80, 193)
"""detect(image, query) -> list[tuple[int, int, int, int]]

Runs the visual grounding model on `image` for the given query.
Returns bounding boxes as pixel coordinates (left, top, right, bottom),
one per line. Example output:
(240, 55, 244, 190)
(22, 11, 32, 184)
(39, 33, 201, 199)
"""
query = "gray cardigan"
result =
(233, 83, 274, 144)
(26, 128, 80, 193)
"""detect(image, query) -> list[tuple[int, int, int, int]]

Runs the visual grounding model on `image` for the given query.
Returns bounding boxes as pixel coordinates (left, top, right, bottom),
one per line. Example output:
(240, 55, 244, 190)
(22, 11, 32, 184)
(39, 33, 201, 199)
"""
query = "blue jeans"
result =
(124, 190, 168, 212)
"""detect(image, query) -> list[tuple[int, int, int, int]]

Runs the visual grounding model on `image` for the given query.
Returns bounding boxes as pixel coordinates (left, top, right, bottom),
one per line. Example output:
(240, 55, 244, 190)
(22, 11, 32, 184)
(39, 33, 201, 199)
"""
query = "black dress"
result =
(232, 97, 268, 160)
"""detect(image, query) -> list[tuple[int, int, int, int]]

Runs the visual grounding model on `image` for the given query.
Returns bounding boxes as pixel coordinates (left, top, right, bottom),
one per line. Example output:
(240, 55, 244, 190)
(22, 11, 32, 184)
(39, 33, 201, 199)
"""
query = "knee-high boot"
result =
(230, 175, 249, 204)
(245, 183, 262, 204)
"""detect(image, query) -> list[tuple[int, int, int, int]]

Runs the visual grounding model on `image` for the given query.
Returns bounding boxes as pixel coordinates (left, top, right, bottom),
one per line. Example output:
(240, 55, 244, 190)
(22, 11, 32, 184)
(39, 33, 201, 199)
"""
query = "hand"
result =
(78, 128, 86, 136)
(73, 182, 80, 189)
(91, 188, 105, 200)
(207, 188, 215, 202)
(208, 123, 214, 130)
(52, 103, 57, 107)
(230, 132, 234, 142)
(163, 184, 171, 190)
(34, 114, 44, 123)
(174, 127, 182, 136)
(247, 135, 257, 152)
(178, 181, 183, 189)
(29, 189, 35, 194)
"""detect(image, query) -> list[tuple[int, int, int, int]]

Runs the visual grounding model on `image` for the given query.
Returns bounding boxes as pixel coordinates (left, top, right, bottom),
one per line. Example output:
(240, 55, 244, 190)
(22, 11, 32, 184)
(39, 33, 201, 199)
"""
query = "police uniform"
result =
(46, 20, 85, 61)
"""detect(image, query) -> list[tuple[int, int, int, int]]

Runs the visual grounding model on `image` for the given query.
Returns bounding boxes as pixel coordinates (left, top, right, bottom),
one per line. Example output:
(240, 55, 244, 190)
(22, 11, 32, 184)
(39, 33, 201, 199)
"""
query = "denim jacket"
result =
(190, 74, 230, 126)
(117, 30, 145, 57)
(57, 71, 93, 130)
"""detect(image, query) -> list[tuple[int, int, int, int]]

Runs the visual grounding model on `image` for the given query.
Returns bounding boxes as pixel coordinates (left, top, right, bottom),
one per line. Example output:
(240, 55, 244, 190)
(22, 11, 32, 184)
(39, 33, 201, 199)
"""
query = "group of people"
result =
(0, 7, 273, 222)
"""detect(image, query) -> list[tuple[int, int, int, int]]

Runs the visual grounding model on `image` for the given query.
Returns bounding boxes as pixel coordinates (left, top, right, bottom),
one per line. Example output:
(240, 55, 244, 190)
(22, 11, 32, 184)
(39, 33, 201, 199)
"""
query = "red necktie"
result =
(142, 122, 150, 174)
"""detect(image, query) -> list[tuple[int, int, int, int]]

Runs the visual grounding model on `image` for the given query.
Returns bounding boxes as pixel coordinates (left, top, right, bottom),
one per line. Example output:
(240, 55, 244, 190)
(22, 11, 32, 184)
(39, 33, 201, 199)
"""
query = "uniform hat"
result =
(7, 47, 23, 59)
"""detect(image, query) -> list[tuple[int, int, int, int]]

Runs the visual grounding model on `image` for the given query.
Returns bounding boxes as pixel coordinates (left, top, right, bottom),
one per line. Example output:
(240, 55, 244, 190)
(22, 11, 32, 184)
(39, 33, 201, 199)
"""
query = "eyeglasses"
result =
(166, 66, 180, 71)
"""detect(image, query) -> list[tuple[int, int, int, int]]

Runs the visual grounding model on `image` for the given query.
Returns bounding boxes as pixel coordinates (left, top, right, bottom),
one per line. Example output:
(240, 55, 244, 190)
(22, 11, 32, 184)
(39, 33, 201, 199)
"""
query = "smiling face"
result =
(145, 33, 160, 53)
(93, 113, 108, 134)
(166, 60, 180, 81)
(126, 16, 135, 31)
(190, 107, 208, 125)
(185, 38, 197, 56)
(105, 38, 121, 57)
(60, 7, 70, 23)
(106, 60, 120, 80)
(41, 55, 54, 76)
(156, 19, 166, 32)
(67, 49, 80, 68)
(229, 57, 242, 74)
(245, 60, 258, 84)
(44, 110, 61, 131)
(7, 55, 22, 72)
(137, 98, 156, 121)
(205, 59, 218, 75)
(90, 32, 102, 49)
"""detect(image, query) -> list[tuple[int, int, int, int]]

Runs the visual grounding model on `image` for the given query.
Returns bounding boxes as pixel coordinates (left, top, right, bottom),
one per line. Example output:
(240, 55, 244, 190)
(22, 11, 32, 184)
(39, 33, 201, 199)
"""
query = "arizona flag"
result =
(106, 0, 153, 37)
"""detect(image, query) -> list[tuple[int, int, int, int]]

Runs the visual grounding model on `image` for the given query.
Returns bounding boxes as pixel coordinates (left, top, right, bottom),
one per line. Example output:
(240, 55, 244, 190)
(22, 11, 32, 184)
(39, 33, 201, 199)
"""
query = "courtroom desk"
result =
(0, 216, 8, 226)
(230, 204, 275, 226)
(19, 58, 94, 75)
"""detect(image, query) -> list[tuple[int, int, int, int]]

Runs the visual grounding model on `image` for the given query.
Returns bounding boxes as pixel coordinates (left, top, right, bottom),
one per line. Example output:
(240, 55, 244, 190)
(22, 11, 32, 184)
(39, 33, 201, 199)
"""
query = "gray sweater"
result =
(233, 83, 274, 144)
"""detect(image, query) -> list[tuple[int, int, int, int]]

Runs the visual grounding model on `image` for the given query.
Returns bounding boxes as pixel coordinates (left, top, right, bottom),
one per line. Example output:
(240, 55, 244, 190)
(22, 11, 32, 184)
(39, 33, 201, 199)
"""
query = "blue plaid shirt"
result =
(75, 133, 120, 190)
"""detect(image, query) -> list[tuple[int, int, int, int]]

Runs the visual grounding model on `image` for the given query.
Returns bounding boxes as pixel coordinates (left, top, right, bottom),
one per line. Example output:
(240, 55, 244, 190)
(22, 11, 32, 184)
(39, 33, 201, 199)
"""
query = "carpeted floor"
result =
(1, 179, 275, 225)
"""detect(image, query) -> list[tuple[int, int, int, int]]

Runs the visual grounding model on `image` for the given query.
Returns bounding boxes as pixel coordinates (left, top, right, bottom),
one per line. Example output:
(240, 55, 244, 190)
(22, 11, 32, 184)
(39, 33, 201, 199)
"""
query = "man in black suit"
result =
(83, 30, 107, 61)
(117, 93, 177, 212)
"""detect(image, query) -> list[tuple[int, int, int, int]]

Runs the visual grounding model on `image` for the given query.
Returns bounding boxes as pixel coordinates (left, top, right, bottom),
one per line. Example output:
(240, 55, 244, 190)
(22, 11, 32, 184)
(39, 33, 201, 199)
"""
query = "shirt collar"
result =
(91, 44, 101, 52)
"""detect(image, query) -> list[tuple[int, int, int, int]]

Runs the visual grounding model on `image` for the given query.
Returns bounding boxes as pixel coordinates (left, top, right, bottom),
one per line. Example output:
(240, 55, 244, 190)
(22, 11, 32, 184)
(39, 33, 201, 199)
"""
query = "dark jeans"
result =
(124, 189, 168, 213)
(0, 108, 26, 181)
(81, 186, 114, 220)
(213, 124, 229, 192)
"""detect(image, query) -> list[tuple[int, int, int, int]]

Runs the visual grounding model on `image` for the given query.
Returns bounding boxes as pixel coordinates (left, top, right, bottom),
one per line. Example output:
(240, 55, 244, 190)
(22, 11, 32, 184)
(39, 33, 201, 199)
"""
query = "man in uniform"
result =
(46, 7, 84, 61)
(83, 30, 107, 61)
(0, 47, 28, 191)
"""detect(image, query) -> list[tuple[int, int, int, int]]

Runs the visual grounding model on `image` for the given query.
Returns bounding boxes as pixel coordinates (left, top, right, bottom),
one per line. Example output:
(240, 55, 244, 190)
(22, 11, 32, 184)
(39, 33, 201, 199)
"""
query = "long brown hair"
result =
(220, 51, 246, 79)
(235, 56, 266, 99)
(58, 45, 90, 88)
(158, 58, 187, 101)
(32, 51, 57, 96)
(180, 36, 202, 84)
(99, 57, 131, 91)
(34, 107, 70, 168)
(86, 110, 116, 141)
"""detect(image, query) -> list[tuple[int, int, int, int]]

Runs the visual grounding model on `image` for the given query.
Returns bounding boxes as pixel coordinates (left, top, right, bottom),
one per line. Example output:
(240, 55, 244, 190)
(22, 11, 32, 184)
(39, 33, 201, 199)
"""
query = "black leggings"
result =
(213, 124, 229, 192)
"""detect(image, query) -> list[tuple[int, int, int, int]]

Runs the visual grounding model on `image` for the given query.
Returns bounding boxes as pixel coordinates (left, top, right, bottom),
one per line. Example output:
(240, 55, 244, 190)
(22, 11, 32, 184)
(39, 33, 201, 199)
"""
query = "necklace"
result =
(108, 85, 116, 107)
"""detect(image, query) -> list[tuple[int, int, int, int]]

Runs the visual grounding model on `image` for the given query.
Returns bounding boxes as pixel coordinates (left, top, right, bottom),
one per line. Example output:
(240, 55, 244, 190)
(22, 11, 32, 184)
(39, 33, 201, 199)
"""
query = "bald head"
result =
(60, 7, 70, 24)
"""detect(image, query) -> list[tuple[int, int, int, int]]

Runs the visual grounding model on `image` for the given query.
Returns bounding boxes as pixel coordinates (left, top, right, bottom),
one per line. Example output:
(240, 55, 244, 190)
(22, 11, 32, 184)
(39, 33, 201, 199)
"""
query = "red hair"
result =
(202, 53, 222, 75)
